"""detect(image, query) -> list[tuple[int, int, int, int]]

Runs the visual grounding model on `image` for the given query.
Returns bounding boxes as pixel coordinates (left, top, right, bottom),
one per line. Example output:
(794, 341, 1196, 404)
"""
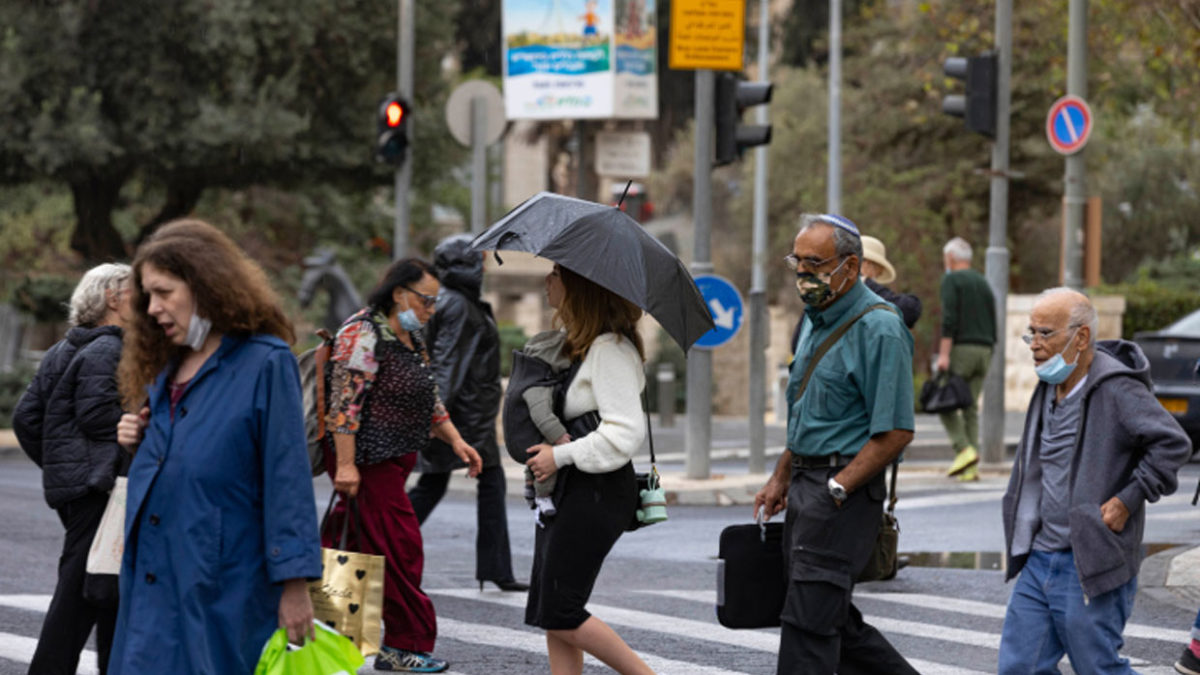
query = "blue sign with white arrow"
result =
(691, 274, 744, 349)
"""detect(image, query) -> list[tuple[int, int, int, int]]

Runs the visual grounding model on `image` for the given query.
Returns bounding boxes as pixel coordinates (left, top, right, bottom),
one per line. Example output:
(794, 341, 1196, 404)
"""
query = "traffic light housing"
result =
(714, 73, 773, 166)
(376, 93, 409, 167)
(941, 52, 997, 138)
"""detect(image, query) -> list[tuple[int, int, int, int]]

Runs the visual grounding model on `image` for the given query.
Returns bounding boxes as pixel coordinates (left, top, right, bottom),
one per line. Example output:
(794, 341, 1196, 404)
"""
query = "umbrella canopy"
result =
(470, 192, 715, 351)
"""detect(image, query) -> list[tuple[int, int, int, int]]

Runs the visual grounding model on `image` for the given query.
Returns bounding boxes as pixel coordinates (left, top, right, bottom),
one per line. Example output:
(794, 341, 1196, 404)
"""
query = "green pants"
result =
(938, 343, 992, 452)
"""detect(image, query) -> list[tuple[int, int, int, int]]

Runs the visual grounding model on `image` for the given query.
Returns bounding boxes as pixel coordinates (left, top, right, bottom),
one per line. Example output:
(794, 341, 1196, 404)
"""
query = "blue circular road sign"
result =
(1046, 95, 1093, 155)
(692, 274, 744, 350)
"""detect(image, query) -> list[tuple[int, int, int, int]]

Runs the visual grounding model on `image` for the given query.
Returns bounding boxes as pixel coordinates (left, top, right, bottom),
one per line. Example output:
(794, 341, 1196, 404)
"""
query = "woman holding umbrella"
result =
(523, 263, 654, 675)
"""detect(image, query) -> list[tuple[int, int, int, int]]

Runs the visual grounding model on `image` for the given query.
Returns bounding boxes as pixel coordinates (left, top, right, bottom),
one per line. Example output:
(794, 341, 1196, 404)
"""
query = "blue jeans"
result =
(998, 550, 1137, 675)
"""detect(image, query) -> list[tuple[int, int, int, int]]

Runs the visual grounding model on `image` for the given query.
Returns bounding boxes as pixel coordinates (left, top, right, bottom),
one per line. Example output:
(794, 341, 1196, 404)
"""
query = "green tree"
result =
(0, 0, 464, 261)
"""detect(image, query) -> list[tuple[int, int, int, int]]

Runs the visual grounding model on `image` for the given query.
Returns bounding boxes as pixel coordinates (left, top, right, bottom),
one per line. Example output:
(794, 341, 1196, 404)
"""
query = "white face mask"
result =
(184, 309, 212, 351)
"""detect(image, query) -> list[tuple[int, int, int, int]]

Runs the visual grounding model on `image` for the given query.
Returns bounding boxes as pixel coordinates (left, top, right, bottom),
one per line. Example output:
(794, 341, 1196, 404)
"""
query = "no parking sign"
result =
(1046, 95, 1093, 155)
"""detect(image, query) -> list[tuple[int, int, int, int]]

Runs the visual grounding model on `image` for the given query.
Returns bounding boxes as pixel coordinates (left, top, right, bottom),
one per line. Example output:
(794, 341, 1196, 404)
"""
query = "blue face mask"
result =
(1034, 327, 1081, 384)
(396, 306, 424, 332)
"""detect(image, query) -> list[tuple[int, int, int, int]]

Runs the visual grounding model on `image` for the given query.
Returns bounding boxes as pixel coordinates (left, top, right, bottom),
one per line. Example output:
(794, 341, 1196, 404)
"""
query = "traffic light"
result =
(941, 52, 997, 138)
(376, 93, 409, 167)
(714, 73, 773, 166)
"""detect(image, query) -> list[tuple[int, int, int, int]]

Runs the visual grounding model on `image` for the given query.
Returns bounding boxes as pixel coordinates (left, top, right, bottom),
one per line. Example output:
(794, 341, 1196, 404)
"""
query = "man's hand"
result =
(453, 440, 482, 478)
(1100, 496, 1130, 533)
(753, 475, 788, 521)
(526, 443, 557, 483)
(936, 353, 950, 373)
(333, 463, 361, 498)
(278, 578, 315, 645)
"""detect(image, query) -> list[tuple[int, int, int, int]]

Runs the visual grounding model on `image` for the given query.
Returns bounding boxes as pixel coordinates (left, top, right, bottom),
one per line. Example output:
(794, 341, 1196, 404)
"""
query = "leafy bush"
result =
(1096, 277, 1200, 337)
(497, 323, 529, 378)
(9, 276, 75, 323)
(0, 363, 35, 426)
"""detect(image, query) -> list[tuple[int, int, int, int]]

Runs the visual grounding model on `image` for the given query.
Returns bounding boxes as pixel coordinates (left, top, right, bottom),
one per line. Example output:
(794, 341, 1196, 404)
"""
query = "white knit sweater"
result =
(551, 333, 647, 473)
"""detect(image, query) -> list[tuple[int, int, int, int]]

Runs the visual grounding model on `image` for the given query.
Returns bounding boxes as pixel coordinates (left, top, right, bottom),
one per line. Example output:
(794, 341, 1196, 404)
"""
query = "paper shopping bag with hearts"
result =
(308, 496, 385, 657)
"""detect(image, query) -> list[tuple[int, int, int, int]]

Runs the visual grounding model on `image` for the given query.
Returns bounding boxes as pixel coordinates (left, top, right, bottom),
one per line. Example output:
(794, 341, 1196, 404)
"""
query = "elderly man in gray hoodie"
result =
(999, 288, 1192, 674)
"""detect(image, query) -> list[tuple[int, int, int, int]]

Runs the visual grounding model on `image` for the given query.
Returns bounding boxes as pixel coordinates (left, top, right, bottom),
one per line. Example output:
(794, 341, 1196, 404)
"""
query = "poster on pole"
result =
(613, 0, 658, 118)
(668, 0, 745, 71)
(503, 0, 657, 119)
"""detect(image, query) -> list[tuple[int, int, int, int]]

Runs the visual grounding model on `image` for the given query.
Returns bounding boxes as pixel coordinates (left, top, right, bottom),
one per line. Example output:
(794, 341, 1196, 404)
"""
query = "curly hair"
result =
(68, 263, 131, 327)
(555, 265, 645, 363)
(118, 219, 295, 409)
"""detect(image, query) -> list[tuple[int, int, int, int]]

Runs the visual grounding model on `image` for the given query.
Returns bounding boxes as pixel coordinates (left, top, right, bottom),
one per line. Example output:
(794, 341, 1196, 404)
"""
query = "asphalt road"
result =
(0, 453, 1197, 674)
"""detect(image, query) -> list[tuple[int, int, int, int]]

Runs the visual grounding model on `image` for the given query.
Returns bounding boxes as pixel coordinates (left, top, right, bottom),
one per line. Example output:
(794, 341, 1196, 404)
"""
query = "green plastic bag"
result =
(255, 620, 366, 675)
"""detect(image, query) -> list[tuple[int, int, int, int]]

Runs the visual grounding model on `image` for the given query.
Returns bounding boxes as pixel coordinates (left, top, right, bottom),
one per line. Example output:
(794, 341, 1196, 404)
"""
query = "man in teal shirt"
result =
(755, 214, 918, 675)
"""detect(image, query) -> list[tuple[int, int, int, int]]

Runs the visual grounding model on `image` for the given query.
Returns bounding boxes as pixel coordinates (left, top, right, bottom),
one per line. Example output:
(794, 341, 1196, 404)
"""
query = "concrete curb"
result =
(1142, 544, 1200, 612)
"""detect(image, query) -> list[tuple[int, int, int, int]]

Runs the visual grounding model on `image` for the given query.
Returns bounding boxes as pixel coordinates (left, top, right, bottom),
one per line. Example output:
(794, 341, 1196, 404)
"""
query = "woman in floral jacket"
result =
(324, 257, 481, 673)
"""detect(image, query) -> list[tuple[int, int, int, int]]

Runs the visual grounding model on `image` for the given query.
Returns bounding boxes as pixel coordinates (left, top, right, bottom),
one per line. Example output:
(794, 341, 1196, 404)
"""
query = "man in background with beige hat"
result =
(859, 235, 921, 329)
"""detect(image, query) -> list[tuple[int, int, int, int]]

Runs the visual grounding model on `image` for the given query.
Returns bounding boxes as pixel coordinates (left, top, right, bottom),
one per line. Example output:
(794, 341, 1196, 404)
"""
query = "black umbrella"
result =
(469, 191, 715, 351)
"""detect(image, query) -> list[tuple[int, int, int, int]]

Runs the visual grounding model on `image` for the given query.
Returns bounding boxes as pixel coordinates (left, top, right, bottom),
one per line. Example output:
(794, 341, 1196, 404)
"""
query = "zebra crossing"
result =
(0, 585, 1183, 674)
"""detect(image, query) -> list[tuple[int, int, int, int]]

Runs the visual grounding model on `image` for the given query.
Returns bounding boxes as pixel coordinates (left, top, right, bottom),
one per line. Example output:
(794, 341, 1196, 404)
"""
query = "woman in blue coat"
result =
(113, 219, 322, 674)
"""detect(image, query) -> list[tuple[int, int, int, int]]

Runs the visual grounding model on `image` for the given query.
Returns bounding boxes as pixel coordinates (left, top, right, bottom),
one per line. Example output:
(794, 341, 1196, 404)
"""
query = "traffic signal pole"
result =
(687, 69, 715, 480)
(827, 0, 841, 213)
(980, 0, 1012, 467)
(748, 0, 770, 475)
(1062, 0, 1087, 289)
(394, 0, 414, 261)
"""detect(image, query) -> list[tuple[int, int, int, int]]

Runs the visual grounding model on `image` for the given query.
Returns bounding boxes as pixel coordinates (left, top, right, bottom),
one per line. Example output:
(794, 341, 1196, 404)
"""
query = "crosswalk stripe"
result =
(640, 589, 1187, 651)
(0, 632, 99, 675)
(0, 595, 51, 613)
(438, 616, 751, 675)
(896, 491, 1004, 510)
(428, 589, 990, 675)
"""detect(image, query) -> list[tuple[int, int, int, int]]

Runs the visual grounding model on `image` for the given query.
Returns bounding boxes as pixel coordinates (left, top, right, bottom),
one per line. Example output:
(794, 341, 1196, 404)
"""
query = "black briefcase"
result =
(716, 520, 786, 629)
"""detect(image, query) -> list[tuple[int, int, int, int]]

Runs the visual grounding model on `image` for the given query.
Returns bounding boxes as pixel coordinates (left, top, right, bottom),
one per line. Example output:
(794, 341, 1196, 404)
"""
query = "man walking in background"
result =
(937, 236, 996, 482)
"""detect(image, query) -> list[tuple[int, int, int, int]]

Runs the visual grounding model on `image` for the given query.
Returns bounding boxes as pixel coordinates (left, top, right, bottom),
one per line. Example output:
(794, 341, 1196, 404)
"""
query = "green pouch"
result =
(255, 621, 366, 675)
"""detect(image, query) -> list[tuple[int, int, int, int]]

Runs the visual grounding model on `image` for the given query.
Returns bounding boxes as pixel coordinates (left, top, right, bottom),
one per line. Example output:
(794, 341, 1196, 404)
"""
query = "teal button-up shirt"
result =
(787, 280, 915, 457)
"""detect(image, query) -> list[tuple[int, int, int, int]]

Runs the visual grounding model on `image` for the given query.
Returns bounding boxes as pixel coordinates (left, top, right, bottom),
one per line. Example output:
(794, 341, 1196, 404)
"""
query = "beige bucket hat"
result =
(860, 235, 896, 285)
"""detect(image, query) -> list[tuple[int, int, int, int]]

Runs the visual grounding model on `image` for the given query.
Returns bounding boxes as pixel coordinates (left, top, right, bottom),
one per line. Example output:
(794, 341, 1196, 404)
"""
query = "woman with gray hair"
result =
(12, 262, 132, 675)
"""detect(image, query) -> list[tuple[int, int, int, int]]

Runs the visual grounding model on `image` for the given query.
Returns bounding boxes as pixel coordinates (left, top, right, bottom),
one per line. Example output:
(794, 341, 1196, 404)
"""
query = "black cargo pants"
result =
(777, 464, 919, 675)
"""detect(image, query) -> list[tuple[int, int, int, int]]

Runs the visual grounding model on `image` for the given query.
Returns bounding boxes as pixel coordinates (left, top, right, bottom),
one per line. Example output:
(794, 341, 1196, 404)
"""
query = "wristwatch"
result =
(827, 477, 848, 504)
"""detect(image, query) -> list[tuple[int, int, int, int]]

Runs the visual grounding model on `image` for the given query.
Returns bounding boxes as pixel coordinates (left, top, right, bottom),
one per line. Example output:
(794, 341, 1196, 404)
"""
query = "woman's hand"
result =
(453, 440, 482, 478)
(526, 443, 558, 483)
(117, 407, 149, 452)
(278, 578, 315, 645)
(333, 462, 361, 498)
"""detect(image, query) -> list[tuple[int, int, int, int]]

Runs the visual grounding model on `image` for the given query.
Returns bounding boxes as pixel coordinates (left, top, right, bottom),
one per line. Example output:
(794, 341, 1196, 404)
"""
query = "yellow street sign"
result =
(668, 0, 745, 71)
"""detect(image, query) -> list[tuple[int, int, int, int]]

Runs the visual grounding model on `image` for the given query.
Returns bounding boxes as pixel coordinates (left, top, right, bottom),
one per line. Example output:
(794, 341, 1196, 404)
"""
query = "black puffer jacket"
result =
(12, 325, 125, 509)
(419, 235, 502, 472)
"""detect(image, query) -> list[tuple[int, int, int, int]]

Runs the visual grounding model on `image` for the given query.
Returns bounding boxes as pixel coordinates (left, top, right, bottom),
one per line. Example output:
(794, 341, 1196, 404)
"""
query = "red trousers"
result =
(325, 453, 437, 652)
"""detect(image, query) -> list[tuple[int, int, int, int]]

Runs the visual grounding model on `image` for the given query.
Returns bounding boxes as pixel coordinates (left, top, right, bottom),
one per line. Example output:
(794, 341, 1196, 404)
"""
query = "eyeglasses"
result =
(784, 253, 841, 274)
(1021, 324, 1080, 345)
(404, 287, 437, 309)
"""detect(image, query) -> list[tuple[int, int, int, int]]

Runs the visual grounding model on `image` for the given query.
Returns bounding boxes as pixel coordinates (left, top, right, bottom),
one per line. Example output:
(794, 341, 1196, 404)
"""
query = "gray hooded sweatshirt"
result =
(1002, 339, 1192, 598)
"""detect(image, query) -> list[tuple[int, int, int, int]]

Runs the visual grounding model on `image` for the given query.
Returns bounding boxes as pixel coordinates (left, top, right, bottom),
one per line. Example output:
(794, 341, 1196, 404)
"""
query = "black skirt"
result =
(524, 461, 637, 630)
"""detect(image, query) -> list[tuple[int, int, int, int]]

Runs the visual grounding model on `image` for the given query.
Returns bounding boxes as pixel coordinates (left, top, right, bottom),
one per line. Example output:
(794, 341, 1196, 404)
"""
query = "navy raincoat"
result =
(109, 334, 322, 675)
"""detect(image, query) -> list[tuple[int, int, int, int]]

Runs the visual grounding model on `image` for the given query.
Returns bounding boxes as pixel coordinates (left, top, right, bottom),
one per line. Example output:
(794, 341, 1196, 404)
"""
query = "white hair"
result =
(69, 263, 131, 327)
(1036, 287, 1099, 346)
(943, 237, 973, 263)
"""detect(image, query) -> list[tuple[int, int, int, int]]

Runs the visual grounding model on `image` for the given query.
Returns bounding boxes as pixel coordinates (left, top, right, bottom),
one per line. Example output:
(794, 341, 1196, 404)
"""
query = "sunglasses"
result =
(403, 287, 437, 309)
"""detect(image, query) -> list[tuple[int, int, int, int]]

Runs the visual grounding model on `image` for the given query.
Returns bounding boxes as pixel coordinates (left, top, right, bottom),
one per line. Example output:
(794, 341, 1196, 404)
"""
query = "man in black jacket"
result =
(408, 234, 527, 591)
(13, 263, 131, 675)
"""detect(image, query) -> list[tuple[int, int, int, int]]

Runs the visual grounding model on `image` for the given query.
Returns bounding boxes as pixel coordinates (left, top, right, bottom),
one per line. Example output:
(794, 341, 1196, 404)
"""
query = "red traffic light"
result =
(385, 101, 405, 127)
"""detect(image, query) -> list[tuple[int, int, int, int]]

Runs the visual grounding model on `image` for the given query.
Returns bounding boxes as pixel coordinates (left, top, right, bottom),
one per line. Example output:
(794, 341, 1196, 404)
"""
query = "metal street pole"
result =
(1062, 0, 1087, 289)
(687, 69, 715, 480)
(470, 96, 487, 234)
(394, 0, 414, 260)
(980, 0, 1012, 467)
(748, 0, 770, 474)
(826, 0, 841, 213)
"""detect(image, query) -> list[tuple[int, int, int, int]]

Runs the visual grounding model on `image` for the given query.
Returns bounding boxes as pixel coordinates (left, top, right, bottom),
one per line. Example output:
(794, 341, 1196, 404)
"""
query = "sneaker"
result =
(374, 646, 449, 673)
(947, 445, 979, 477)
(958, 464, 979, 482)
(1176, 647, 1200, 675)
